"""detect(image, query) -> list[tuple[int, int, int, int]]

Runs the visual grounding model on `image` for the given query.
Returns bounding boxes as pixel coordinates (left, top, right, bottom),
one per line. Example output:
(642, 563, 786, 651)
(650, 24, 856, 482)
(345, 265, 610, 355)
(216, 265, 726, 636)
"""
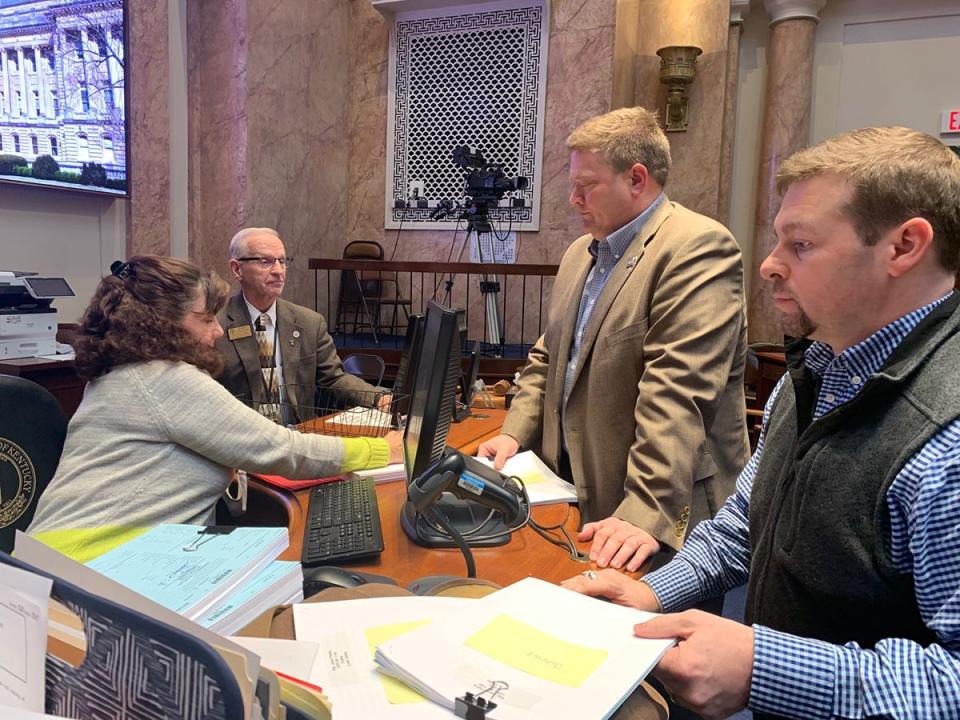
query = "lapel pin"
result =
(625, 255, 639, 268)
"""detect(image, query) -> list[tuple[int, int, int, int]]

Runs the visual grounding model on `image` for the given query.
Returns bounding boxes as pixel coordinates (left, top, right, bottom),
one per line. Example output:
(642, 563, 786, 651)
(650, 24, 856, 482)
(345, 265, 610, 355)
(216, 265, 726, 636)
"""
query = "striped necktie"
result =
(254, 313, 280, 418)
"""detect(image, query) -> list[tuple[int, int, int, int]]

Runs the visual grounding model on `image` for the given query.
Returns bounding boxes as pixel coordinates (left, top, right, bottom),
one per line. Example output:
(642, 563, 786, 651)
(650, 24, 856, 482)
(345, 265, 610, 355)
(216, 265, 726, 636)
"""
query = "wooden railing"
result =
(309, 258, 559, 381)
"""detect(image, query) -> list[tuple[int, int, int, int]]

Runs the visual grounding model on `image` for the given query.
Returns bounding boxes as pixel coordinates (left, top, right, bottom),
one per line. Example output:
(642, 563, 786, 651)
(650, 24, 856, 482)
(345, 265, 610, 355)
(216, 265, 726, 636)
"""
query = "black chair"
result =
(335, 240, 411, 343)
(0, 375, 68, 553)
(342, 353, 386, 386)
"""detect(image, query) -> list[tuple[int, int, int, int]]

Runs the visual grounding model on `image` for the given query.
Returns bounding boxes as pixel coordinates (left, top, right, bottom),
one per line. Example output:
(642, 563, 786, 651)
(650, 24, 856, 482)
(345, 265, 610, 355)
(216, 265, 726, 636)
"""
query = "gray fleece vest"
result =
(745, 296, 960, 718)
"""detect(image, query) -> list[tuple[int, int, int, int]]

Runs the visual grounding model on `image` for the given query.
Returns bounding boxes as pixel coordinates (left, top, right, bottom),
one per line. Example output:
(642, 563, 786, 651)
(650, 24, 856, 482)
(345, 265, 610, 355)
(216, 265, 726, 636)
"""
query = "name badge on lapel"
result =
(228, 325, 253, 341)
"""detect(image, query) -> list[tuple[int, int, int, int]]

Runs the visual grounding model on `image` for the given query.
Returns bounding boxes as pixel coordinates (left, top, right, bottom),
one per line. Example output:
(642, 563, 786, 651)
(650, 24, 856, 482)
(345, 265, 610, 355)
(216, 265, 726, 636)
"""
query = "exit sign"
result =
(943, 109, 960, 134)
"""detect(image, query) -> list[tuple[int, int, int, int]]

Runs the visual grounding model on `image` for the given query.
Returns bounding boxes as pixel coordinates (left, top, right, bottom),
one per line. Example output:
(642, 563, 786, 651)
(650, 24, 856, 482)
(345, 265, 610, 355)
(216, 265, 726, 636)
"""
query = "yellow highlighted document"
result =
(465, 614, 608, 687)
(365, 620, 431, 704)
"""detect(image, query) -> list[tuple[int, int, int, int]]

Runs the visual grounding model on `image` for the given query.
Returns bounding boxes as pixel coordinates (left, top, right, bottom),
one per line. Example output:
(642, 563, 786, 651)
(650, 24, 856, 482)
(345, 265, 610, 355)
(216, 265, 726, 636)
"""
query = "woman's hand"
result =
(384, 429, 404, 465)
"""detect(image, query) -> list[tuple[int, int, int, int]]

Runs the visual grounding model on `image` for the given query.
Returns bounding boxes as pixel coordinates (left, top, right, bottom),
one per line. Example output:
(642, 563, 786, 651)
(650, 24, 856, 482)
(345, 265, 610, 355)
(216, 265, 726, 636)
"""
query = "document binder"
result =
(0, 551, 245, 720)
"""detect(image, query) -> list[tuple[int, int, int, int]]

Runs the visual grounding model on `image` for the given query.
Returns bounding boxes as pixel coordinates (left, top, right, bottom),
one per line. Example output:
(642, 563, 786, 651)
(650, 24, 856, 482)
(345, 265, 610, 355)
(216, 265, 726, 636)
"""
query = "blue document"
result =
(87, 524, 288, 621)
(199, 560, 302, 635)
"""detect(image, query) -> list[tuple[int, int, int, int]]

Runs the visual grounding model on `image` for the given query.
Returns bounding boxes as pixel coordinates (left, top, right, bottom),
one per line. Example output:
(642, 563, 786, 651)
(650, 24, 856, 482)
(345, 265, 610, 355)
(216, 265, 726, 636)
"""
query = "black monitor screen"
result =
(391, 314, 424, 416)
(403, 301, 463, 483)
(23, 277, 74, 298)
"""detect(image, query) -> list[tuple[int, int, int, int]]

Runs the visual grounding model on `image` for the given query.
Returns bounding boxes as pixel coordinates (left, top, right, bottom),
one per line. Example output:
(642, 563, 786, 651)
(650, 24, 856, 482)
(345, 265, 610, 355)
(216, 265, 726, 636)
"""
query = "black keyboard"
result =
(301, 477, 384, 566)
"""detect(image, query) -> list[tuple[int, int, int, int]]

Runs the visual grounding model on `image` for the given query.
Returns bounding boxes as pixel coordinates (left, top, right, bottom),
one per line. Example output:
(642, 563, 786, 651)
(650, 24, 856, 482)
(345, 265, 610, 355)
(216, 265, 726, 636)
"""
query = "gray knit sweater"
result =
(28, 360, 387, 559)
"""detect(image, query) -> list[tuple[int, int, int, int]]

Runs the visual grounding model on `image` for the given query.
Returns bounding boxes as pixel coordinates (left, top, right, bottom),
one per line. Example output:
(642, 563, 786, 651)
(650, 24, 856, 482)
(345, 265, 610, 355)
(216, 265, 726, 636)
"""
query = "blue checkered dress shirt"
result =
(644, 292, 960, 718)
(562, 193, 665, 412)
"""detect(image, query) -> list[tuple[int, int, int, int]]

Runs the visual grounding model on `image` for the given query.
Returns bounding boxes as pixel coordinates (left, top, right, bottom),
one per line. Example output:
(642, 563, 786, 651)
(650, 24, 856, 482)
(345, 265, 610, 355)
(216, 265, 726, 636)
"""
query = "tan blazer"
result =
(502, 199, 749, 551)
(215, 294, 376, 420)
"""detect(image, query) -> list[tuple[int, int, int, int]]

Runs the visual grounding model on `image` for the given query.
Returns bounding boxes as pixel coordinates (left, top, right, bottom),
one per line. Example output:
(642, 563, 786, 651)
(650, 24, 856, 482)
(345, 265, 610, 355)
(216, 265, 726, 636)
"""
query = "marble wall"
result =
(186, 0, 351, 307)
(344, 0, 618, 269)
(126, 0, 171, 256)
(614, 0, 732, 222)
(176, 0, 732, 307)
(186, 0, 247, 280)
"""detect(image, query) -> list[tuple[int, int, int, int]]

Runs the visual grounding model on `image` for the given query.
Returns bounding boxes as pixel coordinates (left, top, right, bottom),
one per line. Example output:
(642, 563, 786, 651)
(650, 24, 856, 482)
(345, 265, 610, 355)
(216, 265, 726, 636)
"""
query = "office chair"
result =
(0, 375, 68, 553)
(335, 240, 411, 343)
(1, 551, 246, 719)
(342, 353, 386, 386)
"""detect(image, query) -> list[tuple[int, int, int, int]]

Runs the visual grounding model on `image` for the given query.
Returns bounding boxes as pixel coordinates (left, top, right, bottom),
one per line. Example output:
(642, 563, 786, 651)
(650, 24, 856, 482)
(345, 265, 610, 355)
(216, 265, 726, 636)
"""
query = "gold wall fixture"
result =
(656, 45, 702, 132)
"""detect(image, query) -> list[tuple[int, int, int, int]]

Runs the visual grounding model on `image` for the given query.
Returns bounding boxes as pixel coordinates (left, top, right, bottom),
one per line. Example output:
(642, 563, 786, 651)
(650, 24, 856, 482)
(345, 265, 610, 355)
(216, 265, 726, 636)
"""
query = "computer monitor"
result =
(390, 313, 424, 417)
(453, 341, 481, 422)
(400, 301, 512, 548)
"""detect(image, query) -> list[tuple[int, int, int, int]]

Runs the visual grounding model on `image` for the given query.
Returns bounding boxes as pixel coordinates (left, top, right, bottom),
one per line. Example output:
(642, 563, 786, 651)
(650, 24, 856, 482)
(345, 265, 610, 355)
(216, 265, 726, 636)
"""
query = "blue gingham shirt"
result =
(644, 293, 960, 719)
(562, 193, 665, 409)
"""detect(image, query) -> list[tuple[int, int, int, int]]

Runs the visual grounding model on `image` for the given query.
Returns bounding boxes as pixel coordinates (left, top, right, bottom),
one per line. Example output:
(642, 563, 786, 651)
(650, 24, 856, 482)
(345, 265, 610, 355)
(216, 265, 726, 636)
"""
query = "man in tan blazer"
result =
(479, 107, 749, 572)
(215, 227, 380, 421)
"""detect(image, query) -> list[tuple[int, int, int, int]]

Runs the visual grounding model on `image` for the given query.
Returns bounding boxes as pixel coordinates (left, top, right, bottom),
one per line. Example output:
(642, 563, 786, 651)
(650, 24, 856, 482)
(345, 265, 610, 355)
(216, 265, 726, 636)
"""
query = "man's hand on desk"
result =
(377, 393, 393, 412)
(579, 516, 661, 571)
(560, 570, 660, 611)
(384, 430, 404, 464)
(477, 434, 520, 470)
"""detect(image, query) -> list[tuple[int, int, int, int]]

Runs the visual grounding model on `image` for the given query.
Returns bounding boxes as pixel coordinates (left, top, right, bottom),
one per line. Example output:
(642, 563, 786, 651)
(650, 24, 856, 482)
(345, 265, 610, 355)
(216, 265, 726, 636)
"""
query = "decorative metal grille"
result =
(386, 0, 548, 230)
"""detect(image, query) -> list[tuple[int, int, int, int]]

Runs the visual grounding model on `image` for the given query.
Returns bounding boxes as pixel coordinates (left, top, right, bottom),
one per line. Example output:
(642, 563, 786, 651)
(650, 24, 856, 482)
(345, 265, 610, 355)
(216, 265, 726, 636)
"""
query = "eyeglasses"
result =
(236, 256, 293, 268)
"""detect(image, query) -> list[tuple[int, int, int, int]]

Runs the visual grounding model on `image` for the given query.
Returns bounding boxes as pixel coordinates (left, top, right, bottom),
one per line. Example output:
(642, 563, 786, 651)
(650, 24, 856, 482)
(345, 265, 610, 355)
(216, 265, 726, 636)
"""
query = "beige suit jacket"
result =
(215, 293, 376, 420)
(502, 199, 749, 550)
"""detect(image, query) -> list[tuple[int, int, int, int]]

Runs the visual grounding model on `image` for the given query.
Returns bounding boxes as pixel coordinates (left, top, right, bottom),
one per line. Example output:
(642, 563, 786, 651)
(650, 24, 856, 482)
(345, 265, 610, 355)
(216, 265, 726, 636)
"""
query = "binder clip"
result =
(454, 692, 498, 719)
(182, 525, 236, 551)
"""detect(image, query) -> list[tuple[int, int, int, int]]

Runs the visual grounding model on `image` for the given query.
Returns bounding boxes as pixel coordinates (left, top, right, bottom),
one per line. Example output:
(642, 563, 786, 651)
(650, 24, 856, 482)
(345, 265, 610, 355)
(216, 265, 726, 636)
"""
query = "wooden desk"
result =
(249, 408, 593, 586)
(0, 356, 84, 418)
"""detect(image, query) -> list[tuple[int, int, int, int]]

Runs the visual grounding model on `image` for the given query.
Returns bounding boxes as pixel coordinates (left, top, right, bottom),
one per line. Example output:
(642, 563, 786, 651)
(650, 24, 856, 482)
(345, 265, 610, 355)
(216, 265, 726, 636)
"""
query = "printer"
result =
(0, 271, 75, 359)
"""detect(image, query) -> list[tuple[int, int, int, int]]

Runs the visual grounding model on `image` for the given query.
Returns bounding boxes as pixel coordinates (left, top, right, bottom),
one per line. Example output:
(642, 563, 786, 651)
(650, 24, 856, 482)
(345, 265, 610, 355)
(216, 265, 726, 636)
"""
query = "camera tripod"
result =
(441, 210, 504, 355)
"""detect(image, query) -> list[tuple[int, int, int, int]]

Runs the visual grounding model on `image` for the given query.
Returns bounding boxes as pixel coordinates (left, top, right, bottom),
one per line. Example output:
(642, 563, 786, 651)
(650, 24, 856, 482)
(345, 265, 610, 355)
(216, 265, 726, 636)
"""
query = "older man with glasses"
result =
(215, 227, 385, 422)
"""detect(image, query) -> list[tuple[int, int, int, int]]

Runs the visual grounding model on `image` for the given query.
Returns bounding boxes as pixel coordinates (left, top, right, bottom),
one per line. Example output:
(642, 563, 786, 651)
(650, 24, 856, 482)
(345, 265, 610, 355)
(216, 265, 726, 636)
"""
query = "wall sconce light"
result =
(656, 45, 702, 132)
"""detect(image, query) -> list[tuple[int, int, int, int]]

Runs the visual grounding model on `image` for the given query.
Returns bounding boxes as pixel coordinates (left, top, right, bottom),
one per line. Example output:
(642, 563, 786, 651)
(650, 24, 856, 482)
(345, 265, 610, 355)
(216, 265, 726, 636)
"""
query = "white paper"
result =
(327, 407, 394, 431)
(375, 577, 674, 720)
(0, 563, 53, 711)
(294, 596, 471, 719)
(229, 637, 320, 683)
(350, 463, 406, 484)
(474, 451, 577, 505)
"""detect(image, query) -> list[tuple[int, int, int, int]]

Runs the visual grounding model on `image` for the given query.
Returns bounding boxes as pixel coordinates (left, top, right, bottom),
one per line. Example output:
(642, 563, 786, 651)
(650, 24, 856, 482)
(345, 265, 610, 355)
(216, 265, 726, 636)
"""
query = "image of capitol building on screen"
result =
(0, 0, 126, 195)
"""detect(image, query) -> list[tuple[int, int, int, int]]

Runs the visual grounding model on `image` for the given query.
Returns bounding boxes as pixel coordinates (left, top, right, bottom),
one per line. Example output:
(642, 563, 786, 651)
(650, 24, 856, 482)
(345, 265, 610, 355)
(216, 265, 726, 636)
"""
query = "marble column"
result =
(17, 47, 26, 117)
(747, 0, 825, 342)
(1, 50, 10, 116)
(34, 46, 46, 117)
(718, 0, 749, 227)
(125, 0, 172, 256)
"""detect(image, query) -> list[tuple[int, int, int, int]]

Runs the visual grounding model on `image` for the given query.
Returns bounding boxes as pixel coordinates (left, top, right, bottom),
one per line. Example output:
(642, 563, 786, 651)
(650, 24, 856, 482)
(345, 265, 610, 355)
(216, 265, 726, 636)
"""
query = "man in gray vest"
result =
(563, 127, 960, 719)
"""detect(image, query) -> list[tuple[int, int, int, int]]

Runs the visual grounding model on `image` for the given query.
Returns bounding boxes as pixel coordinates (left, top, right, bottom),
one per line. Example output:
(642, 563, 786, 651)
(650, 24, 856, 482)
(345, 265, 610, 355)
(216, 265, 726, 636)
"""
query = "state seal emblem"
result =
(0, 438, 36, 529)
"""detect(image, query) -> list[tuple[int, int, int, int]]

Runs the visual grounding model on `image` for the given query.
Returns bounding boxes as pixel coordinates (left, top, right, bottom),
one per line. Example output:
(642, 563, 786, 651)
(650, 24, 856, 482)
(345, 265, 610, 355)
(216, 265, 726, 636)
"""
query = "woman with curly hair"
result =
(28, 256, 402, 562)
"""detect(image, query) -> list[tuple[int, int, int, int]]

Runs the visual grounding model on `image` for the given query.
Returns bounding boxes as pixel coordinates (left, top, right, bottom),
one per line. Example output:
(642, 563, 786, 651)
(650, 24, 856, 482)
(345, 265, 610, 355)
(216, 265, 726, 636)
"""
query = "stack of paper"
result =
(373, 577, 675, 719)
(348, 462, 407, 484)
(199, 560, 303, 635)
(294, 596, 472, 719)
(86, 524, 292, 625)
(475, 450, 578, 505)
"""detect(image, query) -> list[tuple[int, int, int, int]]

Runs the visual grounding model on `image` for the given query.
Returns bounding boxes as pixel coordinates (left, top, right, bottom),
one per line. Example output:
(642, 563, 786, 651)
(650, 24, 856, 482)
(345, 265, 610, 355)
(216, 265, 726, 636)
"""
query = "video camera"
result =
(452, 146, 529, 208)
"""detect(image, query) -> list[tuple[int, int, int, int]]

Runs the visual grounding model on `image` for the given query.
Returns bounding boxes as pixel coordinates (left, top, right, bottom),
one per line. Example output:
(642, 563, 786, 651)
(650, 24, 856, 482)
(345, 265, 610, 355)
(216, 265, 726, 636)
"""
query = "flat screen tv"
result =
(0, 0, 129, 197)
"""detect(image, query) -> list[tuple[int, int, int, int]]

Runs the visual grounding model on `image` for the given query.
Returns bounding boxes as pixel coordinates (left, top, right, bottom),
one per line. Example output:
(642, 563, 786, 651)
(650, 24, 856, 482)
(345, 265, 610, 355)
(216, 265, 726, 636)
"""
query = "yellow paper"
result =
(465, 614, 608, 688)
(365, 620, 431, 704)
